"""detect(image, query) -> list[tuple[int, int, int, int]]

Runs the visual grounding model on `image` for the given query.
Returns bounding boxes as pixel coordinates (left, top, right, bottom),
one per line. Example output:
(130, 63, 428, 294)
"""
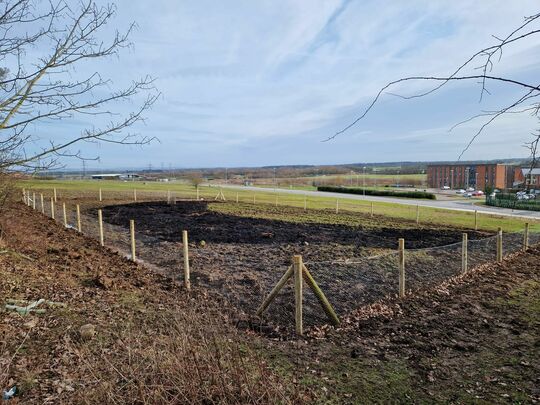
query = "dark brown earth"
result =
(99, 201, 488, 248)
(97, 201, 497, 332)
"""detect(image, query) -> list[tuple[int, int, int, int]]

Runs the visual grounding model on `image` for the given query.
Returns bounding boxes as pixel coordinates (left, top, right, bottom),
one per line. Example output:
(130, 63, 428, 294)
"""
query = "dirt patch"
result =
(100, 200, 487, 248)
(95, 201, 495, 332)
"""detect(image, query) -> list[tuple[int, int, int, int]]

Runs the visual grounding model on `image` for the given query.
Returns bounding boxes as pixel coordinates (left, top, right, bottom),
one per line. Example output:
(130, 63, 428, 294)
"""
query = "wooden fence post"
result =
(99, 188, 102, 202)
(236, 192, 239, 203)
(293, 255, 303, 335)
(22, 188, 26, 204)
(40, 194, 44, 214)
(304, 196, 307, 211)
(62, 203, 67, 227)
(253, 195, 256, 204)
(98, 209, 104, 246)
(523, 223, 529, 251)
(335, 199, 339, 214)
(462, 233, 468, 273)
(496, 227, 502, 262)
(133, 189, 137, 202)
(130, 219, 136, 261)
(76, 204, 81, 232)
(50, 197, 55, 219)
(474, 210, 478, 231)
(167, 190, 171, 204)
(182, 230, 191, 290)
(53, 187, 57, 202)
(416, 205, 420, 224)
(371, 201, 374, 217)
(196, 186, 200, 201)
(398, 238, 405, 298)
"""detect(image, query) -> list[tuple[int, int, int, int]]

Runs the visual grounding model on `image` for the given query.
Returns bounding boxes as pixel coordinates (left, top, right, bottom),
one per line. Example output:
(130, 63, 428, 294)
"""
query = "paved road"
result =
(219, 184, 540, 220)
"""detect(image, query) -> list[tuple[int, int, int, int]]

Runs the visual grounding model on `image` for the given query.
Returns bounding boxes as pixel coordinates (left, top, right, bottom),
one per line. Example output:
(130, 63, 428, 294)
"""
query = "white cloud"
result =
(32, 0, 540, 167)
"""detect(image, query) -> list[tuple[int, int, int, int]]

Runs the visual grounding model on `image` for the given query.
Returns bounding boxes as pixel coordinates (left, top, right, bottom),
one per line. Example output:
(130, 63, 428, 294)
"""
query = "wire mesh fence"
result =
(23, 187, 540, 332)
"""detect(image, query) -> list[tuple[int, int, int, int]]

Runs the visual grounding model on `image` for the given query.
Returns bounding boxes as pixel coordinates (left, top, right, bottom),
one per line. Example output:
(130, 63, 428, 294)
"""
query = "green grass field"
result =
(19, 179, 540, 233)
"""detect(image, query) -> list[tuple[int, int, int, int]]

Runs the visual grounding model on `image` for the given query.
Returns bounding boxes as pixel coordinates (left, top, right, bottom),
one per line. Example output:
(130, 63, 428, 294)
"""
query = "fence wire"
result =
(32, 195, 540, 332)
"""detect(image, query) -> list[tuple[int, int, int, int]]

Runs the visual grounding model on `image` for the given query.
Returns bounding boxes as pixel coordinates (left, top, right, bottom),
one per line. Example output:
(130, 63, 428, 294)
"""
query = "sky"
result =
(32, 0, 540, 169)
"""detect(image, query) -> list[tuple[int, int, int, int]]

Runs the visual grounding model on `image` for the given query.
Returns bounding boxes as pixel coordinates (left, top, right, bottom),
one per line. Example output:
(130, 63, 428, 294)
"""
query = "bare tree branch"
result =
(0, 0, 159, 172)
(329, 12, 540, 160)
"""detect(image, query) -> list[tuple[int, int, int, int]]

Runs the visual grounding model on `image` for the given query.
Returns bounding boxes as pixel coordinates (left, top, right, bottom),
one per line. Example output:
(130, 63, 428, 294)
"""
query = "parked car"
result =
(464, 192, 472, 197)
(456, 189, 466, 194)
(466, 187, 475, 192)
(472, 190, 484, 196)
(441, 185, 450, 190)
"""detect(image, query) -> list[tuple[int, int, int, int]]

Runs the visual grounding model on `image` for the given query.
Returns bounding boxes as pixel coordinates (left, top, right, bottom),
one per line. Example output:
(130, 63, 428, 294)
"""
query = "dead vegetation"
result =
(0, 201, 307, 403)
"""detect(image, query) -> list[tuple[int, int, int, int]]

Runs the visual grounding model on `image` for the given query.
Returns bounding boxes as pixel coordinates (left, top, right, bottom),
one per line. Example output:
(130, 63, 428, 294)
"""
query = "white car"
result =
(466, 187, 475, 192)
(441, 185, 450, 190)
(464, 192, 472, 197)
(456, 189, 466, 194)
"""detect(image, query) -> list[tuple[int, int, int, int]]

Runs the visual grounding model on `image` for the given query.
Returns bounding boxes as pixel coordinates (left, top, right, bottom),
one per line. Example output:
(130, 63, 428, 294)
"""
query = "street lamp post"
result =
(363, 166, 366, 196)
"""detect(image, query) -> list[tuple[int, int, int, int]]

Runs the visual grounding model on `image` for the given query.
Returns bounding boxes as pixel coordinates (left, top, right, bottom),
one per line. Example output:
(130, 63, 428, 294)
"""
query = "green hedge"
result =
(317, 186, 436, 199)
(486, 195, 540, 211)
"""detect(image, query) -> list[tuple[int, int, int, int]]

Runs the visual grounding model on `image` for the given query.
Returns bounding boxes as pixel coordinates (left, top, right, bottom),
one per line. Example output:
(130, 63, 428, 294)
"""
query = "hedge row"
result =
(317, 186, 436, 199)
(486, 195, 540, 211)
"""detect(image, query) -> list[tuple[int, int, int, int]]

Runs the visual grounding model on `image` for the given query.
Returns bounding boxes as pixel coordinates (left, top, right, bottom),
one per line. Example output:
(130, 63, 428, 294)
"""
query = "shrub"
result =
(317, 186, 436, 199)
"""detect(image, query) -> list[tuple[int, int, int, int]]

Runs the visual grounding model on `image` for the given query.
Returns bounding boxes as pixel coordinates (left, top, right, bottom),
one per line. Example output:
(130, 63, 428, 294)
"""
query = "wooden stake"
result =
(461, 233, 468, 273)
(236, 192, 239, 203)
(22, 188, 26, 203)
(196, 186, 200, 201)
(398, 238, 405, 298)
(98, 209, 104, 246)
(416, 204, 420, 224)
(496, 227, 502, 262)
(182, 230, 191, 290)
(370, 201, 374, 217)
(130, 219, 136, 261)
(256, 266, 294, 316)
(99, 188, 102, 202)
(40, 194, 44, 214)
(133, 189, 137, 202)
(304, 196, 307, 211)
(474, 210, 478, 231)
(50, 198, 55, 219)
(62, 203, 67, 227)
(301, 264, 340, 326)
(53, 187, 57, 202)
(523, 223, 529, 251)
(32, 192, 36, 209)
(253, 194, 256, 204)
(167, 190, 171, 204)
(336, 199, 339, 214)
(76, 204, 81, 232)
(293, 255, 303, 335)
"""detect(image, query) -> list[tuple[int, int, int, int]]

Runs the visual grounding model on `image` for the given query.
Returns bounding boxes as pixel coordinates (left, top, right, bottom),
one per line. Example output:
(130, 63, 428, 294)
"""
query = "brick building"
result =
(514, 167, 540, 187)
(427, 163, 515, 190)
